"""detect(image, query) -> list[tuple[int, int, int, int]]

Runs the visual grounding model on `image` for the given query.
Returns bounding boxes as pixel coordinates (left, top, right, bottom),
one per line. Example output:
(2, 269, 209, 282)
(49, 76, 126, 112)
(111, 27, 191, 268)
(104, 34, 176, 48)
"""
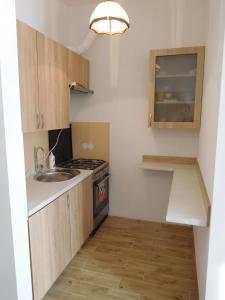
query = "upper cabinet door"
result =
(68, 50, 90, 89)
(149, 47, 205, 129)
(37, 32, 70, 130)
(68, 50, 82, 85)
(17, 20, 39, 133)
(81, 57, 90, 89)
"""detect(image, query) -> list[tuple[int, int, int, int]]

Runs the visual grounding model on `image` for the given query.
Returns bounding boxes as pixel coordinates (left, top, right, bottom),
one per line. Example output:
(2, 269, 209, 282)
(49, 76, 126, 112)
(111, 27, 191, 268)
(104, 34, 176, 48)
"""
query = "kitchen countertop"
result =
(26, 169, 93, 217)
(140, 160, 209, 227)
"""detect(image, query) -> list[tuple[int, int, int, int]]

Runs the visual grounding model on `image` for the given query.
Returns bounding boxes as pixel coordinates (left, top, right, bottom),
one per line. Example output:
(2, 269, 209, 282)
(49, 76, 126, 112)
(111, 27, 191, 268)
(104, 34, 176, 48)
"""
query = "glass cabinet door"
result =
(149, 47, 205, 128)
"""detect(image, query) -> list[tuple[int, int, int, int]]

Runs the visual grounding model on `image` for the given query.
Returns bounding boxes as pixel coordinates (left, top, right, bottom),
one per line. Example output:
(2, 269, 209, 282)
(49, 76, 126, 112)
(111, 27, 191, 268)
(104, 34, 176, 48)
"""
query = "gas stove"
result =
(58, 158, 108, 172)
(58, 158, 109, 181)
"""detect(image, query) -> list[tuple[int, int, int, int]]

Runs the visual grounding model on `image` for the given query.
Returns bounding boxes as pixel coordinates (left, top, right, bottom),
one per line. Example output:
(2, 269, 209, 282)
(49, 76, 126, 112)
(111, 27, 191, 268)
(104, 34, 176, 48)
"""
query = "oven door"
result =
(93, 174, 110, 217)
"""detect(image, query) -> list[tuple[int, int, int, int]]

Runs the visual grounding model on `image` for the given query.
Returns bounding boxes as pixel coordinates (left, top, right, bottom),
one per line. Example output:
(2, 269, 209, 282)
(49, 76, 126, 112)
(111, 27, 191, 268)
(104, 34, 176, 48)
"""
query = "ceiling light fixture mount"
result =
(89, 1, 130, 35)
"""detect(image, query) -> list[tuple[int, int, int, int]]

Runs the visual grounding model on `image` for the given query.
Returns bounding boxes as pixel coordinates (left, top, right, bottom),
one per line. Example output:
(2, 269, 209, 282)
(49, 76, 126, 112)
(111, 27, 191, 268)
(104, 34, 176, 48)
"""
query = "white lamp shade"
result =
(89, 1, 130, 35)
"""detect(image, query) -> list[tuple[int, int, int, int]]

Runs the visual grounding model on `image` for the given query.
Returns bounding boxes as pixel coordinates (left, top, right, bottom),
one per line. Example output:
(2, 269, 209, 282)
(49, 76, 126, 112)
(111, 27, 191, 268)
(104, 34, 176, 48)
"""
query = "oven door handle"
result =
(94, 174, 110, 187)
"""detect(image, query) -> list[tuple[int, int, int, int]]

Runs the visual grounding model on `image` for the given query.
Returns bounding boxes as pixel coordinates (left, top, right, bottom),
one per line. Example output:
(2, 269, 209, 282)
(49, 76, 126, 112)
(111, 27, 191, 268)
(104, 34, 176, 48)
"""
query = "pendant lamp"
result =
(89, 1, 130, 35)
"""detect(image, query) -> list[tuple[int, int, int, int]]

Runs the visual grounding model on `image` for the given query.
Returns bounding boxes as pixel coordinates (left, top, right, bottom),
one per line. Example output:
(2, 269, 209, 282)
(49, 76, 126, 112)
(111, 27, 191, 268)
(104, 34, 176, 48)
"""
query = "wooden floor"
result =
(44, 216, 199, 300)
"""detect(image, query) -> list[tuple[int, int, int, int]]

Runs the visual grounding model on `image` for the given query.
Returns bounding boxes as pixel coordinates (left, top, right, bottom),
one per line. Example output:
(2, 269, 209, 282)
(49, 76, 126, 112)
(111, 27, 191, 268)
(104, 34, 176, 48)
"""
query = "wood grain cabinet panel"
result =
(17, 20, 39, 132)
(29, 193, 72, 300)
(79, 176, 93, 242)
(68, 50, 90, 89)
(81, 56, 90, 89)
(37, 32, 70, 130)
(69, 176, 93, 257)
(69, 184, 82, 257)
(68, 50, 82, 85)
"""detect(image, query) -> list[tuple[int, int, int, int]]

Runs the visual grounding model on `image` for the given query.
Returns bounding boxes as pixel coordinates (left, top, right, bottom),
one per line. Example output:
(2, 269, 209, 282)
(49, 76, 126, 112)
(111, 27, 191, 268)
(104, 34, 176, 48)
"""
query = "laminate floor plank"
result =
(44, 216, 198, 300)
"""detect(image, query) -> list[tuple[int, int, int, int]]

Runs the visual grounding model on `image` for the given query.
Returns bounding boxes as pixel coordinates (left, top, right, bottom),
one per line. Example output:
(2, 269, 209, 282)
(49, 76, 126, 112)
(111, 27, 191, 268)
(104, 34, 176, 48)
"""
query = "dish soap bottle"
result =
(49, 152, 55, 169)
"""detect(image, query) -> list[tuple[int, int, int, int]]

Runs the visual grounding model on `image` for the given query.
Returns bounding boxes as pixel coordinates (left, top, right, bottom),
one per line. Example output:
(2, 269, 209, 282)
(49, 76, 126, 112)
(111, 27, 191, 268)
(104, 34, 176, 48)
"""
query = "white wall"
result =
(205, 27, 225, 299)
(0, 0, 32, 299)
(194, 0, 225, 299)
(69, 0, 208, 221)
(16, 0, 69, 45)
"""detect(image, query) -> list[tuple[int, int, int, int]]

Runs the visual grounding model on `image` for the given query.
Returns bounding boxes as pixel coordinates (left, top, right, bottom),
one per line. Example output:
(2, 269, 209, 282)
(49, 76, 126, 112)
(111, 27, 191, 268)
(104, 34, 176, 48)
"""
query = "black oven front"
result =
(93, 170, 110, 232)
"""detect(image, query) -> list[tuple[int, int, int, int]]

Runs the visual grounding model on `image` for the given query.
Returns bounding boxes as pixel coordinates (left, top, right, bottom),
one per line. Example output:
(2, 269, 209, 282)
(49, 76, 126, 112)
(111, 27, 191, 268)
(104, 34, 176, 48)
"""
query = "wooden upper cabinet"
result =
(17, 20, 39, 133)
(68, 50, 90, 89)
(17, 20, 91, 132)
(29, 192, 72, 300)
(81, 57, 90, 89)
(68, 50, 82, 85)
(37, 32, 70, 130)
(149, 47, 205, 129)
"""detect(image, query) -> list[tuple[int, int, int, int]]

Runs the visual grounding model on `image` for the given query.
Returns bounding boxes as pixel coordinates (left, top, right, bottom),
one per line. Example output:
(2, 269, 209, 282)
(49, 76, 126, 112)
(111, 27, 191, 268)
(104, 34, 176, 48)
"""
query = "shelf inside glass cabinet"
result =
(154, 53, 197, 123)
(156, 73, 196, 79)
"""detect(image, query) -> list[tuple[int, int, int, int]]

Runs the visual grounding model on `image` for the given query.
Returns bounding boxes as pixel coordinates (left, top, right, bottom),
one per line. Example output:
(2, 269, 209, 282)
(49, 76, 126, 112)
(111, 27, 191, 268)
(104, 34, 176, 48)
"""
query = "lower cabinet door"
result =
(69, 184, 82, 257)
(69, 176, 93, 257)
(29, 192, 72, 300)
(81, 176, 93, 239)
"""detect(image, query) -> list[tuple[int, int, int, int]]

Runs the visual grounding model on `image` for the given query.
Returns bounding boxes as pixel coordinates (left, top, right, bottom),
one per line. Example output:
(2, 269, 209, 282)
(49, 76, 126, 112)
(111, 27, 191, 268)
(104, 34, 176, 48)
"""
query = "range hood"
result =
(69, 82, 94, 94)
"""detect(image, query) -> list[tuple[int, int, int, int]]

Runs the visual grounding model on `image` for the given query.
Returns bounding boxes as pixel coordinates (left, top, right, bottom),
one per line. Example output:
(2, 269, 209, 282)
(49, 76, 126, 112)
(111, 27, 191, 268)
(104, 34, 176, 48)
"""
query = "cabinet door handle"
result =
(36, 113, 40, 129)
(149, 113, 152, 126)
(41, 114, 44, 129)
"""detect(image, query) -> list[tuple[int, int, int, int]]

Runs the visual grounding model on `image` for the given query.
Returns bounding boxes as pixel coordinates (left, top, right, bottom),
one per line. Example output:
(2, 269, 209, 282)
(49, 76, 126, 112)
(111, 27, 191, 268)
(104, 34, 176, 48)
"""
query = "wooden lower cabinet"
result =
(69, 176, 93, 257)
(29, 193, 72, 300)
(81, 176, 94, 240)
(29, 176, 93, 300)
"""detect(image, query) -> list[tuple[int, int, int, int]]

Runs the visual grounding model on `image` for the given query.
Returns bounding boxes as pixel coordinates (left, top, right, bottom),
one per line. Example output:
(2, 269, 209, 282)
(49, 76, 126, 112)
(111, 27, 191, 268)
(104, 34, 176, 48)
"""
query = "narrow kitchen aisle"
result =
(44, 217, 198, 300)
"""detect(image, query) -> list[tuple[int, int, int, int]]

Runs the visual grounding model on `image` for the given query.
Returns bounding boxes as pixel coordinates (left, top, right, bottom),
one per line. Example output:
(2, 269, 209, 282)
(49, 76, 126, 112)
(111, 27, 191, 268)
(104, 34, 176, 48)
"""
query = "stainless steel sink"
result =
(35, 168, 80, 182)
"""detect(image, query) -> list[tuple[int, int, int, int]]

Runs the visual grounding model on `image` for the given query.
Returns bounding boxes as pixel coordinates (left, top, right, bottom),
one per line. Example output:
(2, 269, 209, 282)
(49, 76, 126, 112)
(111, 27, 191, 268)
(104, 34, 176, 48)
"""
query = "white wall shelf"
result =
(140, 156, 210, 227)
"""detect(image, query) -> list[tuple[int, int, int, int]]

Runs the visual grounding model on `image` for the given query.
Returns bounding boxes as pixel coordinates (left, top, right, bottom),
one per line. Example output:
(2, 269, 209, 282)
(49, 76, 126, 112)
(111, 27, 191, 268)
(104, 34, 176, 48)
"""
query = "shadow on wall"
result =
(151, 128, 200, 156)
(109, 165, 173, 222)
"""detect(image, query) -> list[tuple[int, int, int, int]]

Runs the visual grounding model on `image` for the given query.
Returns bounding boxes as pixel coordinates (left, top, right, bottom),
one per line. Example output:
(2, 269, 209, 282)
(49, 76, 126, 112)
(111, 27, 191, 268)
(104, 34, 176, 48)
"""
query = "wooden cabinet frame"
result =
(149, 47, 205, 129)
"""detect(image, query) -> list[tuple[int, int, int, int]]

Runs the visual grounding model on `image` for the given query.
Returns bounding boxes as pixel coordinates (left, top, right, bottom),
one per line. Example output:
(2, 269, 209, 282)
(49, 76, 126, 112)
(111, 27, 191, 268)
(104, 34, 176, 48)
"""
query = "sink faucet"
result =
(34, 146, 45, 174)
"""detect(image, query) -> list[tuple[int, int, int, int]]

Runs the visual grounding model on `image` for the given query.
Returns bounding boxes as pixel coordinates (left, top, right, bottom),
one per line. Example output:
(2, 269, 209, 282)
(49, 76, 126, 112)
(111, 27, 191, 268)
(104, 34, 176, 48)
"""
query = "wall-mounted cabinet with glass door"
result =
(149, 47, 205, 128)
